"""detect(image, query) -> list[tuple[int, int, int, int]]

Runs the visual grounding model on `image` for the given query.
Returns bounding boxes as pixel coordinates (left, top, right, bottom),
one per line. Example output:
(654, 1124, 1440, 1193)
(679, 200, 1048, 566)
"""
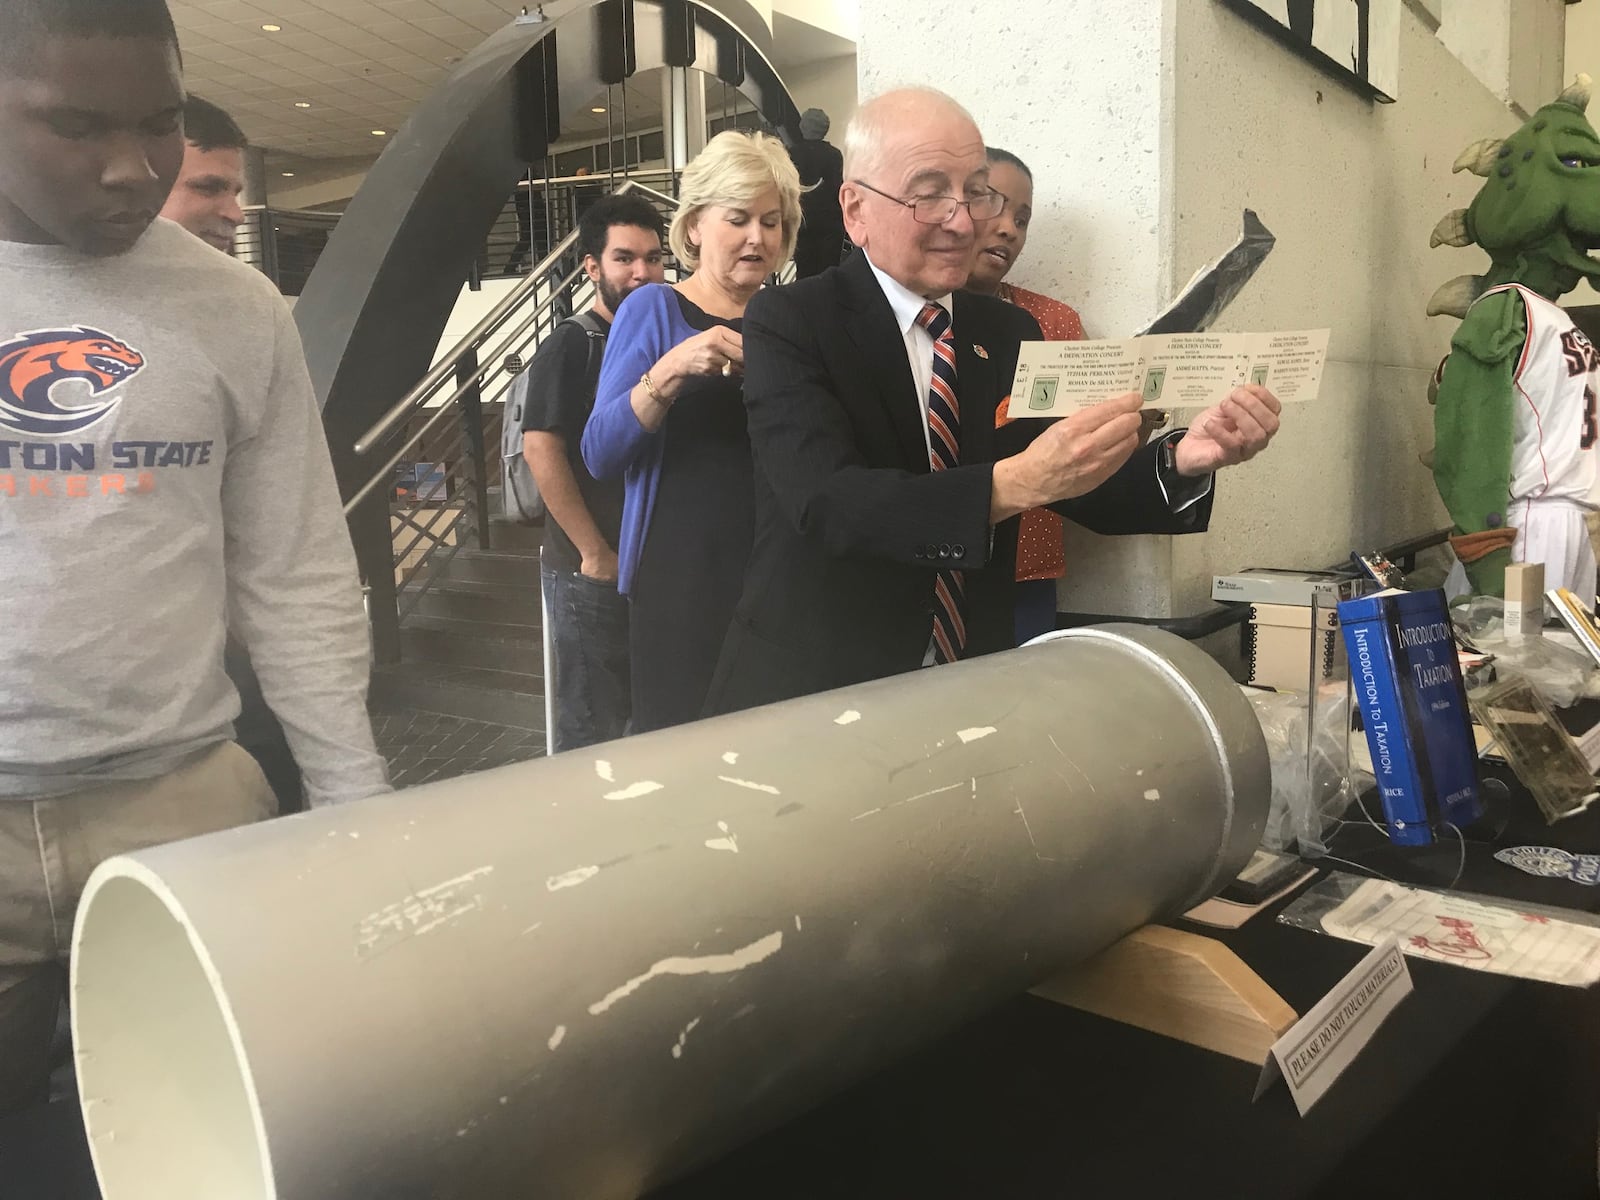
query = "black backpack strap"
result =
(566, 310, 608, 340)
(561, 310, 608, 388)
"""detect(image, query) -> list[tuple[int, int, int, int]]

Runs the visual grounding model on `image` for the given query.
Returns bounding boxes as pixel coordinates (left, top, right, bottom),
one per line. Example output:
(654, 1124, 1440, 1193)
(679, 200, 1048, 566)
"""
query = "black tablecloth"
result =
(657, 759, 1600, 1199)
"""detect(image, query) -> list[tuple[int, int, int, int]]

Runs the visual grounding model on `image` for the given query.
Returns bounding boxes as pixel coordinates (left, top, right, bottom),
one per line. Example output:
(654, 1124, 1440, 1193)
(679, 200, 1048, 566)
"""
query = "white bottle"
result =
(1504, 562, 1545, 642)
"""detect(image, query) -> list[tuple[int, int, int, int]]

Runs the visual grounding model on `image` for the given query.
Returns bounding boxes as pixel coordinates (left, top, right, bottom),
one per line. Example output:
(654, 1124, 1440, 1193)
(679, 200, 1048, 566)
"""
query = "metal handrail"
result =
(350, 178, 677, 463)
(528, 167, 676, 188)
(343, 258, 593, 514)
(350, 238, 580, 461)
(340, 172, 681, 656)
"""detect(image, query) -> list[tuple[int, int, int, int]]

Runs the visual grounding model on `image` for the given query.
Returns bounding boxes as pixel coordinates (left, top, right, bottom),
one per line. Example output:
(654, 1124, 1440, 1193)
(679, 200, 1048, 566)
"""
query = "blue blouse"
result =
(581, 283, 709, 596)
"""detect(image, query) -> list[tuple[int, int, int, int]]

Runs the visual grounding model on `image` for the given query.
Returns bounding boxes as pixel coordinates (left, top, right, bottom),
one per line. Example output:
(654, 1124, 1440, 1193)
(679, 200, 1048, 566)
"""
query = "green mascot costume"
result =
(1429, 73, 1600, 608)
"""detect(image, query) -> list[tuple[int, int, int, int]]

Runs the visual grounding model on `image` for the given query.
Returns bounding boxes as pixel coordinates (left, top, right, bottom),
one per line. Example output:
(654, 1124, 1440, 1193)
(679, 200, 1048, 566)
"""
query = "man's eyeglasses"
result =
(852, 179, 1006, 225)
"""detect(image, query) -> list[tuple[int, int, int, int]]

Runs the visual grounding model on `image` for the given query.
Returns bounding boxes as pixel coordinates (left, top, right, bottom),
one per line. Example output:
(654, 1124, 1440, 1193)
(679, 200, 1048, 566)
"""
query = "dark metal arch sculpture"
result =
(295, 0, 801, 628)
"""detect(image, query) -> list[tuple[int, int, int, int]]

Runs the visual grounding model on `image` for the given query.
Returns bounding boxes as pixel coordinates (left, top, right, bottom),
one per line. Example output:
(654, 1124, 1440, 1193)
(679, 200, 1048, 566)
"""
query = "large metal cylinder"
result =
(70, 626, 1268, 1199)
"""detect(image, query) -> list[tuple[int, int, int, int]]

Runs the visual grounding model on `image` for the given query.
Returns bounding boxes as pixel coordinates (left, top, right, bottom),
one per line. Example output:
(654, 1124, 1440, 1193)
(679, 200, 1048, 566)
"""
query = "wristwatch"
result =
(1159, 431, 1183, 476)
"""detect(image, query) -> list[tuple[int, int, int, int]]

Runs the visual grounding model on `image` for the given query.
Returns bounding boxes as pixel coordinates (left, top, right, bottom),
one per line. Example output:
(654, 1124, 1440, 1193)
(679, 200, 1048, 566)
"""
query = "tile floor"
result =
(370, 708, 545, 789)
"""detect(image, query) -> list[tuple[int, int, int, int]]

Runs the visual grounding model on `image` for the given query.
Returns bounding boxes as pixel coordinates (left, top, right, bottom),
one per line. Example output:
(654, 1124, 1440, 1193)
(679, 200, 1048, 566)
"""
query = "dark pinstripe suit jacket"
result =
(706, 251, 1212, 715)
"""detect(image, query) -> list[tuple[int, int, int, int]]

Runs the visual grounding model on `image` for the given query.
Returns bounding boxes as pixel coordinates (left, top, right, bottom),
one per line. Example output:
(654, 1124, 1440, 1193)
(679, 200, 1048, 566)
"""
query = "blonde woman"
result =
(582, 131, 801, 732)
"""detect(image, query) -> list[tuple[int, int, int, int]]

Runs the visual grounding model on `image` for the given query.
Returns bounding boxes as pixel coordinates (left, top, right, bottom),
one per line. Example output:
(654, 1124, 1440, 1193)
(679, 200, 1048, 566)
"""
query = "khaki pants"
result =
(0, 742, 275, 1116)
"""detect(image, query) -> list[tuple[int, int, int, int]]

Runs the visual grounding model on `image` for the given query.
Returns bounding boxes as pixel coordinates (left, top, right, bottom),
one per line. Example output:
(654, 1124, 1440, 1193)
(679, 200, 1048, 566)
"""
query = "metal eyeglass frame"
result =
(851, 179, 1007, 225)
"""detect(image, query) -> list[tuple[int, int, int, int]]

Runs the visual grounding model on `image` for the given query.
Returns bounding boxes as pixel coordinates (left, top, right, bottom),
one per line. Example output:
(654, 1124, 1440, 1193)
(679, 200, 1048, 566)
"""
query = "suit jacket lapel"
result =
(952, 291, 998, 468)
(840, 252, 930, 470)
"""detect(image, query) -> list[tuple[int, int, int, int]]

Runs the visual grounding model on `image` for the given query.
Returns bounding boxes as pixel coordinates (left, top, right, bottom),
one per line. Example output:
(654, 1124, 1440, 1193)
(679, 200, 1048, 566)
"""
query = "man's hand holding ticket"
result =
(990, 384, 1280, 522)
(1006, 328, 1328, 418)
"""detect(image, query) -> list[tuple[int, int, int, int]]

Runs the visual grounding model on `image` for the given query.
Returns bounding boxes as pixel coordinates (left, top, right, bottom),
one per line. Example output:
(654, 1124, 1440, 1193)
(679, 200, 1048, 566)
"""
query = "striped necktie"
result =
(916, 302, 967, 664)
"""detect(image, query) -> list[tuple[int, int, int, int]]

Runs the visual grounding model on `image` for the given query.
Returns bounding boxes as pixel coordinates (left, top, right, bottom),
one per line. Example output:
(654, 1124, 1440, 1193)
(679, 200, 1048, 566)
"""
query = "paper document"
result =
(1319, 877, 1600, 986)
(1006, 329, 1329, 418)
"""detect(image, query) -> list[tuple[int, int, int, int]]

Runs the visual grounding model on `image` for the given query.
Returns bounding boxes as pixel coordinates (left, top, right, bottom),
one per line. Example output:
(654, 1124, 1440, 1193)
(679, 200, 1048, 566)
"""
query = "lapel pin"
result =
(973, 344, 989, 359)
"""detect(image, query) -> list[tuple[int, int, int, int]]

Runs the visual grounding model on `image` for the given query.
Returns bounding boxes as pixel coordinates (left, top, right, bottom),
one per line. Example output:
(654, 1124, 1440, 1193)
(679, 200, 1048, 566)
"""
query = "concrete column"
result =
(1439, 0, 1566, 116)
(661, 65, 707, 176)
(781, 53, 858, 136)
(241, 144, 269, 208)
(857, 0, 1174, 617)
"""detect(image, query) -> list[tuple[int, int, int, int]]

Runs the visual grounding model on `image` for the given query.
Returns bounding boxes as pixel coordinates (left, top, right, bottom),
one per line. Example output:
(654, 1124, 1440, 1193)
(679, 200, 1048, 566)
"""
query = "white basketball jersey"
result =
(1479, 283, 1600, 510)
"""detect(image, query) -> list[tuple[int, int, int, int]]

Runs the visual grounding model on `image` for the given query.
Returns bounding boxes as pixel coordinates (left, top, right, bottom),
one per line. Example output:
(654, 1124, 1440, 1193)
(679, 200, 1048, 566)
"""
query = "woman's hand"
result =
(630, 327, 747, 433)
(658, 326, 745, 389)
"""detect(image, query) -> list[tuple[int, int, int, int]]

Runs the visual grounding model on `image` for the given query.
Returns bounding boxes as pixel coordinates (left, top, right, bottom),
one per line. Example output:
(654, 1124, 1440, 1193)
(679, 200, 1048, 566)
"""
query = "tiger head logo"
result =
(0, 327, 145, 436)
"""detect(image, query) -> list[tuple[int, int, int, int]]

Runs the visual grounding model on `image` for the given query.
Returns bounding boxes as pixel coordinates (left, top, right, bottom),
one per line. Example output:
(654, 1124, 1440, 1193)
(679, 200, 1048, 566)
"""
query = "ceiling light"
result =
(281, 171, 296, 177)
(591, 106, 607, 113)
(294, 101, 311, 109)
(261, 23, 282, 32)
(371, 129, 388, 137)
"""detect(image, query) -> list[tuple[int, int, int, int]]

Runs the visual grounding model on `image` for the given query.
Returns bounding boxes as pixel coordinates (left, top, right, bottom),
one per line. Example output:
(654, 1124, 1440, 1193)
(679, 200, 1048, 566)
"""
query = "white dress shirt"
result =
(861, 252, 1212, 515)
(865, 254, 948, 467)
(859, 253, 1214, 664)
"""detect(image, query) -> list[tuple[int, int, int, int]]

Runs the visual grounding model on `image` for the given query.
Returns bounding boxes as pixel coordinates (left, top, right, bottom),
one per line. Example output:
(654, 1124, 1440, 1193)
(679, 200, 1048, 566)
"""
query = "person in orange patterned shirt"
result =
(966, 147, 1085, 644)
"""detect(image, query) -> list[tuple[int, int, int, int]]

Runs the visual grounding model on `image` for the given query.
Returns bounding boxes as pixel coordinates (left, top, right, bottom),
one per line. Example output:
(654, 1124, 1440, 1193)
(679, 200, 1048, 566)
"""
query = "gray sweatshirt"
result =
(0, 219, 389, 806)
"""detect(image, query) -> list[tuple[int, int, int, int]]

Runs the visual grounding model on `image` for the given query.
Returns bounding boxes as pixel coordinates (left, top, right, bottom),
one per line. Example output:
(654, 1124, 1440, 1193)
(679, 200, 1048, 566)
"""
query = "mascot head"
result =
(1430, 73, 1600, 315)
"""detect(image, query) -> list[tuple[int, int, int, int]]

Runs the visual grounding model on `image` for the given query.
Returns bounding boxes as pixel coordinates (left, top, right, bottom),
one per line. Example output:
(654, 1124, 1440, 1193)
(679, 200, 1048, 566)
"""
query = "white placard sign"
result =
(1006, 329, 1330, 417)
(1254, 937, 1412, 1116)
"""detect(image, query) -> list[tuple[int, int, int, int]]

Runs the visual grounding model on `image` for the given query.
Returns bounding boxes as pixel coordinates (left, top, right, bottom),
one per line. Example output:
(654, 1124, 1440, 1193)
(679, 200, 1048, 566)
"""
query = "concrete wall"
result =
(1161, 0, 1518, 615)
(1569, 0, 1600, 75)
(1440, 0, 1566, 116)
(1566, 0, 1600, 305)
(783, 53, 858, 136)
(861, 0, 1169, 342)
(433, 280, 524, 371)
(772, 0, 857, 41)
(858, 0, 1174, 614)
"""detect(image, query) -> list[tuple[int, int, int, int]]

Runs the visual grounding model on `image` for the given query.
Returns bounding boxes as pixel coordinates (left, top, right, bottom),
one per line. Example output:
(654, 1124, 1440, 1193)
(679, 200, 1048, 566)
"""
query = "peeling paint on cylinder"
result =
(70, 627, 1266, 1200)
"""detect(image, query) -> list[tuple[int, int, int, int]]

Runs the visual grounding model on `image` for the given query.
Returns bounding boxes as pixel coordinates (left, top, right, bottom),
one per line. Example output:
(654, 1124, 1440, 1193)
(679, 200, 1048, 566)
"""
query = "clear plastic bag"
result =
(1245, 683, 1365, 857)
(1456, 595, 1597, 708)
(1277, 871, 1600, 986)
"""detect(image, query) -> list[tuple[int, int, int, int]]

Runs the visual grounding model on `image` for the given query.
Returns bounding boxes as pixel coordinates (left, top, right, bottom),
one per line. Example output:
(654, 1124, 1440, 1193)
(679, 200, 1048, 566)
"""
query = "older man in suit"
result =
(707, 87, 1280, 713)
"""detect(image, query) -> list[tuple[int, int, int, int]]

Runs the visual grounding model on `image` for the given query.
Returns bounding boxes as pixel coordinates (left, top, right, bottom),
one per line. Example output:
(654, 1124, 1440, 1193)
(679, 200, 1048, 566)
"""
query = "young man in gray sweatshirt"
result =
(0, 0, 390, 1114)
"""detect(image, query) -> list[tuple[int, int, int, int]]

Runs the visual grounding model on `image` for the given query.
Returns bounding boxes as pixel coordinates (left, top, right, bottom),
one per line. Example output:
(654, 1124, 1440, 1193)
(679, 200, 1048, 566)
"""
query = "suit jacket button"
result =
(914, 546, 925, 559)
(952, 542, 966, 557)
(925, 543, 938, 558)
(938, 543, 952, 558)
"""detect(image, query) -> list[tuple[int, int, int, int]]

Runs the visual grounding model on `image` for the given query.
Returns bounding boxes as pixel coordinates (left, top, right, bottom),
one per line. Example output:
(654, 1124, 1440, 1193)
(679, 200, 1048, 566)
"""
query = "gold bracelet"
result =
(640, 372, 669, 407)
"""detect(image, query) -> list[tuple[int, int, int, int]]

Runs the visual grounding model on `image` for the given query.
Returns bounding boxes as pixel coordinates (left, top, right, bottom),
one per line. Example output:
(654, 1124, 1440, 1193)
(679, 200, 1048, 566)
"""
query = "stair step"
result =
(401, 611, 543, 642)
(404, 576, 527, 600)
(402, 621, 544, 674)
(402, 580, 539, 626)
(371, 662, 544, 731)
(445, 548, 541, 588)
(485, 518, 544, 553)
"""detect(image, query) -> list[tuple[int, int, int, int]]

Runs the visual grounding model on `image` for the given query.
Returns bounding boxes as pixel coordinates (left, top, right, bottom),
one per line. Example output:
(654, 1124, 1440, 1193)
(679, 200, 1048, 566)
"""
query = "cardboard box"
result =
(1213, 568, 1356, 607)
(1245, 602, 1340, 692)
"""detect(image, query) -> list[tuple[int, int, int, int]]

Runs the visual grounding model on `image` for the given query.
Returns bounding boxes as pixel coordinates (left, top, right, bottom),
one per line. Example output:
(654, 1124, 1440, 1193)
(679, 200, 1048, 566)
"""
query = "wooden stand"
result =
(1031, 925, 1297, 1064)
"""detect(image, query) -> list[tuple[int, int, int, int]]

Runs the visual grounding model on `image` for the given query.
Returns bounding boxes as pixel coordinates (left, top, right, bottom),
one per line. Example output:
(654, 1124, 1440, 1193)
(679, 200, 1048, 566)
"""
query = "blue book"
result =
(1336, 588, 1482, 846)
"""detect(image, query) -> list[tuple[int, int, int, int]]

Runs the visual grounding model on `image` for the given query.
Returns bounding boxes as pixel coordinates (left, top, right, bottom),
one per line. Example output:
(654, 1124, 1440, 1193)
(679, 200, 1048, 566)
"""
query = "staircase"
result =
(345, 181, 683, 762)
(370, 516, 547, 740)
